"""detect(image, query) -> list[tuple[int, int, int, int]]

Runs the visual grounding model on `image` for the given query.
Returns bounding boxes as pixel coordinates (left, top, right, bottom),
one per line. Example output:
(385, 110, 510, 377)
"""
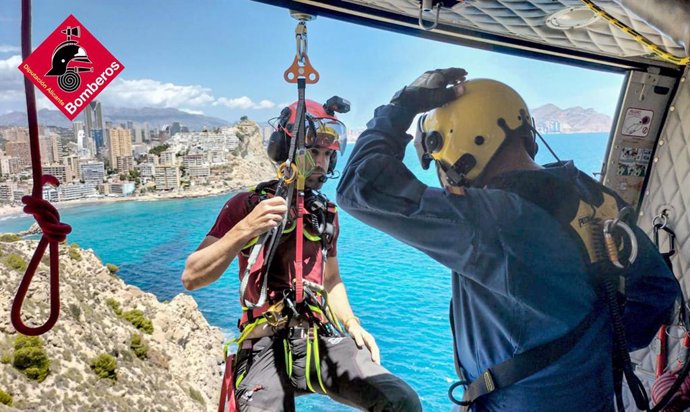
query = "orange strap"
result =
(218, 354, 237, 412)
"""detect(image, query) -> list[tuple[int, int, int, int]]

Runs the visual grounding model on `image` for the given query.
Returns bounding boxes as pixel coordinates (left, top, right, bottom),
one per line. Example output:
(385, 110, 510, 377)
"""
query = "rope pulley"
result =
(284, 11, 319, 84)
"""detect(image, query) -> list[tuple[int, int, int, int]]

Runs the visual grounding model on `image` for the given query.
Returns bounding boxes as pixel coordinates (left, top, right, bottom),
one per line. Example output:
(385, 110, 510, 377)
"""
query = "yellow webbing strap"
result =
(305, 332, 315, 393)
(580, 0, 689, 66)
(283, 338, 293, 378)
(223, 317, 267, 360)
(312, 324, 328, 394)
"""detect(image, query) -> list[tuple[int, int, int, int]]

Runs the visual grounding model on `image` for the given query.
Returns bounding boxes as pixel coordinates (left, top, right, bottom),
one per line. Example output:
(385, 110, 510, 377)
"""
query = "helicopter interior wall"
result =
(612, 0, 690, 56)
(629, 65, 690, 408)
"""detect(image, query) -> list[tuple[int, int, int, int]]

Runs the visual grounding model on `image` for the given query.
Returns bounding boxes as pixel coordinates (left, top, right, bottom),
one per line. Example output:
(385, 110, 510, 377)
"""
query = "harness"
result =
(449, 166, 673, 411)
(218, 181, 342, 412)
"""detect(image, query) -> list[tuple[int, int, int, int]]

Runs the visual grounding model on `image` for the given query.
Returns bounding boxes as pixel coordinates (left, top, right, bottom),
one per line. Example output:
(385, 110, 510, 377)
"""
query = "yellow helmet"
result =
(414, 79, 536, 186)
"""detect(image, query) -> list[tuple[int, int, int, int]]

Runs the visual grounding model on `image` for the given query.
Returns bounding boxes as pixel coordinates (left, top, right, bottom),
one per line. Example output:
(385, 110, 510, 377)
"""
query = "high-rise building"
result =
(84, 100, 104, 154)
(116, 156, 134, 172)
(39, 134, 61, 165)
(5, 141, 31, 168)
(62, 155, 81, 183)
(155, 165, 180, 191)
(170, 122, 181, 137)
(108, 128, 133, 170)
(159, 149, 176, 166)
(80, 162, 105, 184)
(43, 165, 67, 184)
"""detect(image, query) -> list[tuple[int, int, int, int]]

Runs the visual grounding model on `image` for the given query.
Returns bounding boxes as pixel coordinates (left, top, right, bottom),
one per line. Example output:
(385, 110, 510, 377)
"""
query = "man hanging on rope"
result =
(181, 98, 421, 412)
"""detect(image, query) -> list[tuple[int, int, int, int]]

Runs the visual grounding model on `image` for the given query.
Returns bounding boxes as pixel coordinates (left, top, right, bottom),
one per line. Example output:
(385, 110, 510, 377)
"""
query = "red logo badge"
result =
(18, 15, 124, 120)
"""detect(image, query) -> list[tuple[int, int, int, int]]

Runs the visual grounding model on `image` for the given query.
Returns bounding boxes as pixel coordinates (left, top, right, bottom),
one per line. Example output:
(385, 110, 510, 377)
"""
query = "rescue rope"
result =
(579, 0, 689, 66)
(11, 0, 72, 337)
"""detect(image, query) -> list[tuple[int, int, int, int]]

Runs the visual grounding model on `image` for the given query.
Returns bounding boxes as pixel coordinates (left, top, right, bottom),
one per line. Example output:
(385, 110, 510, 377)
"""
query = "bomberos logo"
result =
(19, 15, 124, 120)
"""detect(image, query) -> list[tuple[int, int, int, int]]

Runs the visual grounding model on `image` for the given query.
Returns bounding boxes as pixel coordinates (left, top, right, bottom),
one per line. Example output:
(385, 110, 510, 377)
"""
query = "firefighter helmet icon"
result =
(45, 26, 93, 92)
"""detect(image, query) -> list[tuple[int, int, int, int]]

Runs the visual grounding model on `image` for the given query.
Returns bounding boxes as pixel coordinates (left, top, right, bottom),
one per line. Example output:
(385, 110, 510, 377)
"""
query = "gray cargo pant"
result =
(233, 333, 421, 412)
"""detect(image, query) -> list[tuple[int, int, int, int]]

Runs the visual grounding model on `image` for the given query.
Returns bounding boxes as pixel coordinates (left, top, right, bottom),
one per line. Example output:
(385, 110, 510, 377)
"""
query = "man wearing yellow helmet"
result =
(337, 69, 678, 411)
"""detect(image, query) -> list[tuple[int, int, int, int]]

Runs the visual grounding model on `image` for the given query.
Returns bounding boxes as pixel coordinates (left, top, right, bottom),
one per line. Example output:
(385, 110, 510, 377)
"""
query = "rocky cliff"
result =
(532, 104, 613, 133)
(218, 120, 277, 188)
(0, 240, 225, 411)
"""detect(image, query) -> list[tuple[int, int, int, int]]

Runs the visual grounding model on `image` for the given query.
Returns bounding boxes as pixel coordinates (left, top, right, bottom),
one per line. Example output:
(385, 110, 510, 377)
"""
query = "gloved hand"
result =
(390, 68, 467, 113)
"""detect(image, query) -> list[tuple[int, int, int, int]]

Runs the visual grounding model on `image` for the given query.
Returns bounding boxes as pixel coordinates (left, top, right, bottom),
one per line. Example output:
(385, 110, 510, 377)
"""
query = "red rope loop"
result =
(10, 192, 72, 336)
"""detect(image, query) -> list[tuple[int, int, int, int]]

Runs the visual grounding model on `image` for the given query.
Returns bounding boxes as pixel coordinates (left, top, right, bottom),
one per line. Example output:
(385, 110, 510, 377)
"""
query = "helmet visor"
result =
(306, 117, 347, 154)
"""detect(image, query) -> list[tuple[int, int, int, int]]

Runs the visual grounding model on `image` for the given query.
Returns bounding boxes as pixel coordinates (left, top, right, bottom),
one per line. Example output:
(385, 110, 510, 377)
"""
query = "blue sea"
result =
(0, 133, 608, 411)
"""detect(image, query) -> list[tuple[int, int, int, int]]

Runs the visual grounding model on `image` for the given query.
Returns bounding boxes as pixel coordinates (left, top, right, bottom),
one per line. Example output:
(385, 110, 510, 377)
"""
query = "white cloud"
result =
(99, 78, 215, 108)
(0, 55, 23, 93)
(214, 96, 276, 110)
(179, 108, 204, 115)
(0, 45, 20, 53)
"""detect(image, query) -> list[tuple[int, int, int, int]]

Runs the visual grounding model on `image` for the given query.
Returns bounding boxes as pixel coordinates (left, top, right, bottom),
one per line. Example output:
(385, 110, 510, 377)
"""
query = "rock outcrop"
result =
(532, 103, 613, 133)
(0, 240, 225, 411)
(222, 120, 276, 188)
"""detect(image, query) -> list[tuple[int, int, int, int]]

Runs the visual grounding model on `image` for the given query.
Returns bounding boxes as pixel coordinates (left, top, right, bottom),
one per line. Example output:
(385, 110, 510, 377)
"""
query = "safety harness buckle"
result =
(263, 299, 289, 328)
(288, 326, 308, 339)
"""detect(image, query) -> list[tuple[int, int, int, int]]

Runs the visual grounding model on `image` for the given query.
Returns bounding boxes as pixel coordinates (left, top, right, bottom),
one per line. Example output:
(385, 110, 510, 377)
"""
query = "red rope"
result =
(11, 0, 72, 336)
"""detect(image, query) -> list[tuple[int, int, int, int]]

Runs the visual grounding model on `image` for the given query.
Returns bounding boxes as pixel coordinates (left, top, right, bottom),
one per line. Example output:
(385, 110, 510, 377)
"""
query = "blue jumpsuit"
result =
(336, 104, 678, 411)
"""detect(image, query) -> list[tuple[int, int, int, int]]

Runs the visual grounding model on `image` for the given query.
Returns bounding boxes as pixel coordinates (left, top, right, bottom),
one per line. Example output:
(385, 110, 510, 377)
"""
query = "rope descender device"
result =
(284, 12, 319, 84)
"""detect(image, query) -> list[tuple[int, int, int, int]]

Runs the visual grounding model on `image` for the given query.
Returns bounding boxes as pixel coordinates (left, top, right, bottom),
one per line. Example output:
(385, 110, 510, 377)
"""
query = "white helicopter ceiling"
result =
(269, 0, 689, 70)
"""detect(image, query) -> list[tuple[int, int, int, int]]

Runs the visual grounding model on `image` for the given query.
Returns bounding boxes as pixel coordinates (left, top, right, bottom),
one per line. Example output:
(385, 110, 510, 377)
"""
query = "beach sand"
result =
(0, 183, 253, 221)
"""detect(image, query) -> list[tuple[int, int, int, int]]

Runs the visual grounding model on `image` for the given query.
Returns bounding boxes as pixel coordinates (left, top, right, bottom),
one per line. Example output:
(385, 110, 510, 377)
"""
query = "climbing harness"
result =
(11, 0, 73, 337)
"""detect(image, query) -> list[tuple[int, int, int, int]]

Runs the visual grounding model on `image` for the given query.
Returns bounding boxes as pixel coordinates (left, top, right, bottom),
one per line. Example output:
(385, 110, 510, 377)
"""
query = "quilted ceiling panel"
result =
(347, 0, 687, 65)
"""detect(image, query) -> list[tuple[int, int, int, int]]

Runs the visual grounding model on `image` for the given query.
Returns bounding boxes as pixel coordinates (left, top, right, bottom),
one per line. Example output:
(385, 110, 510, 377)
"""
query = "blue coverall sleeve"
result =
(623, 226, 680, 350)
(336, 104, 482, 277)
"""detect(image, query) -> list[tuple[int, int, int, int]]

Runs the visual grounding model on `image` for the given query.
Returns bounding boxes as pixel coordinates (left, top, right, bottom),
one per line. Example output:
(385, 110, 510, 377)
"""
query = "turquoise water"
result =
(1, 133, 609, 411)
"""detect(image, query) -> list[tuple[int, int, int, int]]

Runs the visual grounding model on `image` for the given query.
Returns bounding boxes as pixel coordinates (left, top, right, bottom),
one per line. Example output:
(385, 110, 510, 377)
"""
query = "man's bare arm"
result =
(181, 196, 287, 291)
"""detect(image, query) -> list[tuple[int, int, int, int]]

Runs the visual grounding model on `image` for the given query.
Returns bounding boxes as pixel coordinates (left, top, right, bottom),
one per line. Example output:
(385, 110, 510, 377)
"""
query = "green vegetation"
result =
(89, 354, 117, 381)
(130, 334, 148, 360)
(0, 388, 12, 407)
(68, 303, 81, 319)
(68, 244, 82, 261)
(106, 298, 123, 316)
(1, 353, 10, 364)
(189, 387, 205, 405)
(3, 253, 27, 272)
(0, 233, 20, 242)
(12, 335, 50, 382)
(122, 310, 154, 334)
(149, 143, 170, 156)
(106, 263, 119, 274)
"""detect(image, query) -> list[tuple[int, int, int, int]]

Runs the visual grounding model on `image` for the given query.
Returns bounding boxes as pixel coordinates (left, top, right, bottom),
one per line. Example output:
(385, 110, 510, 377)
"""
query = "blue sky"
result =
(1, 0, 624, 128)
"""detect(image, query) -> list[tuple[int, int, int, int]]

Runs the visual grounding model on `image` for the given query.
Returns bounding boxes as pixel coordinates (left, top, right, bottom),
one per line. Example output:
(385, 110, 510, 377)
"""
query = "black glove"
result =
(390, 68, 467, 113)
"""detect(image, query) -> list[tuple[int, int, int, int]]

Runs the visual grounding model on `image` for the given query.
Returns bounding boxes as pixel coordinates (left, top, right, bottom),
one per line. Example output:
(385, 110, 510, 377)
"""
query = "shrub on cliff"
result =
(106, 298, 123, 316)
(106, 263, 119, 273)
(90, 354, 117, 381)
(122, 310, 154, 334)
(68, 244, 82, 261)
(0, 388, 12, 406)
(189, 387, 205, 405)
(0, 233, 20, 242)
(12, 335, 50, 382)
(3, 253, 27, 272)
(130, 334, 148, 360)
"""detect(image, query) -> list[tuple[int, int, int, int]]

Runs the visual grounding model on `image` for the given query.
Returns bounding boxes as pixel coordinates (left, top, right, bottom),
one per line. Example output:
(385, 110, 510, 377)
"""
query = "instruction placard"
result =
(621, 108, 653, 137)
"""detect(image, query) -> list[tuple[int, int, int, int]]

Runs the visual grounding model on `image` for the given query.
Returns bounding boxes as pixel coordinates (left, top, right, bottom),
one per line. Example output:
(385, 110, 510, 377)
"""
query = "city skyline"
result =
(1, 1, 624, 129)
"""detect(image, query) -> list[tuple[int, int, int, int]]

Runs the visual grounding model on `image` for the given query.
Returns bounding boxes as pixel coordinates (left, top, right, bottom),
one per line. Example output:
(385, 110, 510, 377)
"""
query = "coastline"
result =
(0, 182, 256, 221)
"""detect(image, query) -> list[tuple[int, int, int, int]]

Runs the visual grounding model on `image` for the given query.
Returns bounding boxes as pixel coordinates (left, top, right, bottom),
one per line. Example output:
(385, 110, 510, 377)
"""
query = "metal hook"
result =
(418, 2, 442, 31)
(603, 219, 638, 269)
